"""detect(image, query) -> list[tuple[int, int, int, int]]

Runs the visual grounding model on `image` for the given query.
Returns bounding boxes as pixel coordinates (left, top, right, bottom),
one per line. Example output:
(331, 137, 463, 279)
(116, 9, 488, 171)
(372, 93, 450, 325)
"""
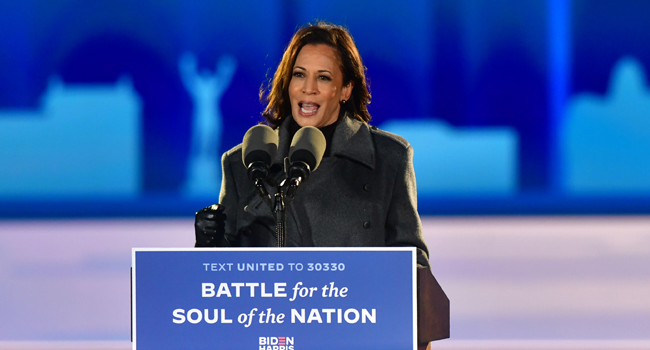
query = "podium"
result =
(132, 248, 448, 350)
(417, 266, 450, 349)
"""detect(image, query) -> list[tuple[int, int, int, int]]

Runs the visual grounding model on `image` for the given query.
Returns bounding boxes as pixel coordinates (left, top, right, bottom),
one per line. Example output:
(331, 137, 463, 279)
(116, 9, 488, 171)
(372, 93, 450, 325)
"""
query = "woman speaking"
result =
(195, 22, 430, 268)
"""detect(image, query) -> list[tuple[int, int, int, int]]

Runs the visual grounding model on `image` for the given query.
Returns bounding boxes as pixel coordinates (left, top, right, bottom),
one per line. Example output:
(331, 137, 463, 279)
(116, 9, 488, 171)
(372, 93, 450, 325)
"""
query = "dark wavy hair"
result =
(260, 22, 371, 127)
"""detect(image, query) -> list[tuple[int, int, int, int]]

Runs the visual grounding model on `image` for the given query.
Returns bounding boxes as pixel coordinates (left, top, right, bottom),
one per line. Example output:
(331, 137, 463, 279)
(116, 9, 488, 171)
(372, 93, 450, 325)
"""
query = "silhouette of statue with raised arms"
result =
(179, 52, 237, 197)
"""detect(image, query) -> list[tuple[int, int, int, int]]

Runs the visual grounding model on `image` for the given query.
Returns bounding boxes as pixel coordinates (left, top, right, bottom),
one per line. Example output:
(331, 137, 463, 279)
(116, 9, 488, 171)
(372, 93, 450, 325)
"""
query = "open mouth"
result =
(299, 102, 320, 116)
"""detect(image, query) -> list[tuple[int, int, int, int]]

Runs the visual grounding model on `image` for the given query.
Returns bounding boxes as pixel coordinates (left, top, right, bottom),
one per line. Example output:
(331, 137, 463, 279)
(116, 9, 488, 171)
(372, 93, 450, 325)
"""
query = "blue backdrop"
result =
(1, 0, 649, 217)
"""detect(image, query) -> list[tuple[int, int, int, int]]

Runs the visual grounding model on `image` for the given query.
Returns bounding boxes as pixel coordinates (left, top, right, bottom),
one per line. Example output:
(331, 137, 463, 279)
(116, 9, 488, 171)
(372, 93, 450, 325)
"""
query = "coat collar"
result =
(275, 113, 376, 170)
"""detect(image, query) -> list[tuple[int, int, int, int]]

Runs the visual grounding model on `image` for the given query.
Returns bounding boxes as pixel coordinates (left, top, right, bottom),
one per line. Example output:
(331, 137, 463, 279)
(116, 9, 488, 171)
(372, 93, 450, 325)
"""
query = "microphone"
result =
(242, 125, 279, 195)
(286, 126, 326, 197)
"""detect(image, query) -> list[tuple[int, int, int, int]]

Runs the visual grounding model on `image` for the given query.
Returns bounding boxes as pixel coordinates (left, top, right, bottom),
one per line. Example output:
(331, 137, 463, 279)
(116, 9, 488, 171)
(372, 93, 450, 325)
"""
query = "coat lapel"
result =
(274, 117, 292, 163)
(331, 114, 376, 170)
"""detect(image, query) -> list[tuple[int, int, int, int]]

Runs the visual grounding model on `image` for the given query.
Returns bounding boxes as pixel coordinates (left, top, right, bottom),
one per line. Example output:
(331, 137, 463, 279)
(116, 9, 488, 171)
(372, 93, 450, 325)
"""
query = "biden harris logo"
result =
(259, 336, 294, 350)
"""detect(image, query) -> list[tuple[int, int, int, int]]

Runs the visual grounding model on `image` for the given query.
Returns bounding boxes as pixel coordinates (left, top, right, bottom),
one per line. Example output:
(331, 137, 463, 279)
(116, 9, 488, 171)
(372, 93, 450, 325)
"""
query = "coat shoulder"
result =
(368, 125, 412, 154)
(223, 143, 243, 162)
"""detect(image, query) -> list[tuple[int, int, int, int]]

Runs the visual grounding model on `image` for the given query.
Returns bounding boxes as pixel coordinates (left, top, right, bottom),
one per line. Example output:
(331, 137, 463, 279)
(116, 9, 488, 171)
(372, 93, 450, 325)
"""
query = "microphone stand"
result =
(253, 158, 297, 248)
(273, 182, 286, 248)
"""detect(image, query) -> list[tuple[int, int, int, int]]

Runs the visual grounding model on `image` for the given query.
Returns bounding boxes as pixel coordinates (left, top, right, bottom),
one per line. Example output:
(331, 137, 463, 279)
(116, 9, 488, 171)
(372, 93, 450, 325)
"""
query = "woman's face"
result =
(289, 44, 353, 128)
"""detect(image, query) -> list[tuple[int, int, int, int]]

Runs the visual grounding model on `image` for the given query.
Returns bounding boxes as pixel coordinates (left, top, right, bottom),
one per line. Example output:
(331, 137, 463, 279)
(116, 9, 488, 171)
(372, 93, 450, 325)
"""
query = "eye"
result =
(318, 75, 332, 81)
(292, 71, 304, 78)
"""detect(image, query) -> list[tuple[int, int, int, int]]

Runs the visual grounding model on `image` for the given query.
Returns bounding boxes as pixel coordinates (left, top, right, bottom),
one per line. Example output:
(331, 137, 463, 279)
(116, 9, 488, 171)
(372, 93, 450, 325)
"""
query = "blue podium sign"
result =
(131, 248, 417, 350)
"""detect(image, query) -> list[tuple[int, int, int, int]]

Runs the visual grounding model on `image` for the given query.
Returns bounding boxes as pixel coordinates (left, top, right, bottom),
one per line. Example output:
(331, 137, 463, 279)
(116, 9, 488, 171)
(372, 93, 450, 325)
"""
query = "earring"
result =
(341, 100, 346, 104)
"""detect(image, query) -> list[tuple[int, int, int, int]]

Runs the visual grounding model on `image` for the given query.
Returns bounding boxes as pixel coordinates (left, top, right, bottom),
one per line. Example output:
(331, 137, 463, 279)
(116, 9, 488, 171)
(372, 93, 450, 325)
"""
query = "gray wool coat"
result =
(219, 114, 430, 267)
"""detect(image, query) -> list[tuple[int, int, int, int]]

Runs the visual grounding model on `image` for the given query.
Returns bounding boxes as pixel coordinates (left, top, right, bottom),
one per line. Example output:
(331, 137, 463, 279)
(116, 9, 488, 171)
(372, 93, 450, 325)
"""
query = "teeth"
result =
(300, 103, 318, 114)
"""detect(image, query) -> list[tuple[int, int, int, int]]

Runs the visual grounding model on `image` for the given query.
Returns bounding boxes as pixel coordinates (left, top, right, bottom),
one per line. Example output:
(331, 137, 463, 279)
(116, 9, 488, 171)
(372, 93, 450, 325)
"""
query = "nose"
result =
(302, 76, 318, 95)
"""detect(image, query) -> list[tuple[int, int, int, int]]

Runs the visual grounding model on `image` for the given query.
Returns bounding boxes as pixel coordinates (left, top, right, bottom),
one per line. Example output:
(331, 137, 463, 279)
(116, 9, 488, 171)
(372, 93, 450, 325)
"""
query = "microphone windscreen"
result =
(289, 126, 326, 171)
(242, 125, 279, 167)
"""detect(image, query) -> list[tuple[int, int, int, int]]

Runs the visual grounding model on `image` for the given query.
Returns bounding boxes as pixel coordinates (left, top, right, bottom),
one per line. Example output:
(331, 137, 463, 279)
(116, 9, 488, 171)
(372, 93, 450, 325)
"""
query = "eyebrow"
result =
(293, 66, 333, 74)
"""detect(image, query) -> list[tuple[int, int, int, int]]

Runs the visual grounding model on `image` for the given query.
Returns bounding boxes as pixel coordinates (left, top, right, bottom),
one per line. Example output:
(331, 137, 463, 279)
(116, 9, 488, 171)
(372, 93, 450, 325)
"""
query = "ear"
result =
(342, 80, 354, 101)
